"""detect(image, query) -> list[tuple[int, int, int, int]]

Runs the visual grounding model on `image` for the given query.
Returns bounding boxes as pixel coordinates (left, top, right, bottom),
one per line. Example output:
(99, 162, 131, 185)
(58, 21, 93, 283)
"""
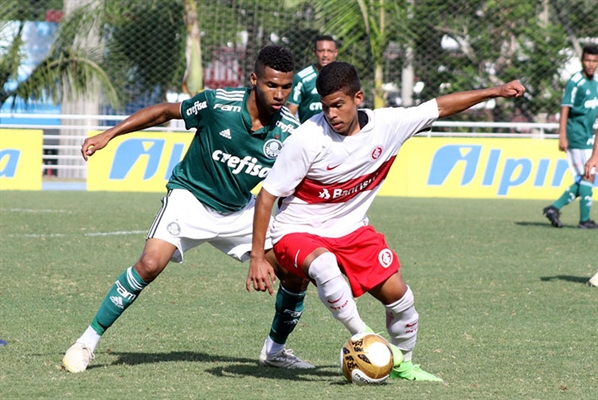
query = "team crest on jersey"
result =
(263, 139, 283, 159)
(378, 249, 393, 268)
(167, 222, 181, 236)
(371, 146, 383, 160)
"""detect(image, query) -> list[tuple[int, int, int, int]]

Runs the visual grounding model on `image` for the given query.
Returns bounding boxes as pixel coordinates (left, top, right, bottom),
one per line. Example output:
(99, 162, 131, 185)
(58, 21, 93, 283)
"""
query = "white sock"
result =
(263, 337, 284, 356)
(77, 326, 101, 351)
(308, 252, 366, 335)
(385, 286, 418, 362)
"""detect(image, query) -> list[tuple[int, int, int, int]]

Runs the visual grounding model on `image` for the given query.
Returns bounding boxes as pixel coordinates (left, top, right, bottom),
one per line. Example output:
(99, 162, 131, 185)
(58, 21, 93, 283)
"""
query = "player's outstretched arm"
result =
(247, 188, 278, 295)
(436, 80, 525, 119)
(81, 102, 182, 161)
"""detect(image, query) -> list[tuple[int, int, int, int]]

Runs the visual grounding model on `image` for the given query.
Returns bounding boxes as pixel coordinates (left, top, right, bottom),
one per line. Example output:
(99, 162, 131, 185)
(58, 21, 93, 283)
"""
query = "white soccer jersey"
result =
(263, 99, 439, 242)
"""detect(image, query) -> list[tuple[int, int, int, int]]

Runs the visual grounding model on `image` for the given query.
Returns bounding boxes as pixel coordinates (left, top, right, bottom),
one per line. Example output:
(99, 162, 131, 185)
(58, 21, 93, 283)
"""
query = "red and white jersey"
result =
(263, 99, 439, 242)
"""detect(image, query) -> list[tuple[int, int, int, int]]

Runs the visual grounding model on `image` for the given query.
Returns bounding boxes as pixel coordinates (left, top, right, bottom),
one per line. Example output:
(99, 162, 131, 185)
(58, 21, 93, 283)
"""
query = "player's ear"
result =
(250, 72, 258, 87)
(354, 90, 364, 106)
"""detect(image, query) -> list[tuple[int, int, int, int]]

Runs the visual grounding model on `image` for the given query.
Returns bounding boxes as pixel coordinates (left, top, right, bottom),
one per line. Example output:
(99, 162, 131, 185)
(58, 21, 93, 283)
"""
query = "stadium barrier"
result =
(0, 114, 596, 199)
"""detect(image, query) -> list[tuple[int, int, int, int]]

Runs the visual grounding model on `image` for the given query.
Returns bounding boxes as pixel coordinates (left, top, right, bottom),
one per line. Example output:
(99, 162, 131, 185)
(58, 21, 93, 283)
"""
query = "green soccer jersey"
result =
(288, 64, 321, 123)
(561, 71, 598, 149)
(169, 87, 299, 213)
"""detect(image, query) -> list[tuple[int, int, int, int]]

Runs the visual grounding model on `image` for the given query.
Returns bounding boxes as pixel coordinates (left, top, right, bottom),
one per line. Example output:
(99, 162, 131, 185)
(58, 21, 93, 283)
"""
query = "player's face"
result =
(314, 40, 338, 69)
(320, 89, 364, 136)
(581, 53, 598, 79)
(251, 66, 294, 114)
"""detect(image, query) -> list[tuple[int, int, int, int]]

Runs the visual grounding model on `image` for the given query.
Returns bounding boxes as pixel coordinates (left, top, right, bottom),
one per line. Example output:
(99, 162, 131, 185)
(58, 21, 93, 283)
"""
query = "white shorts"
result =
(566, 148, 592, 180)
(147, 189, 272, 263)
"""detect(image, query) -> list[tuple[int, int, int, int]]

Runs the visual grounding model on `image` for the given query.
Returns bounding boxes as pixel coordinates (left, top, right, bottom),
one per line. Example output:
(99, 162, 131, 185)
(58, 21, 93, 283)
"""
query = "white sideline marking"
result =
(6, 208, 70, 213)
(8, 230, 146, 238)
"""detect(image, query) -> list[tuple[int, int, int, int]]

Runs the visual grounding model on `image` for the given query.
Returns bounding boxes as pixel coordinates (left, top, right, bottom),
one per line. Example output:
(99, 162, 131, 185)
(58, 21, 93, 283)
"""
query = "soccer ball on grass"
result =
(339, 332, 394, 385)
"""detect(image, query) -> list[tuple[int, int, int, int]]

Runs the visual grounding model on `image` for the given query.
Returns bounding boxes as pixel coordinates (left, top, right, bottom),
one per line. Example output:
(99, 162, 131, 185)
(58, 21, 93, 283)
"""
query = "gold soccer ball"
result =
(339, 333, 394, 385)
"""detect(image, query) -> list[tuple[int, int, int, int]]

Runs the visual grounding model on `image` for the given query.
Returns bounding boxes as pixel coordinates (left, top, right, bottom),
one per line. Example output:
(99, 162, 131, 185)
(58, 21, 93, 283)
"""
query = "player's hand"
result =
(500, 80, 525, 98)
(558, 135, 568, 152)
(81, 131, 112, 161)
(585, 157, 598, 181)
(246, 257, 276, 295)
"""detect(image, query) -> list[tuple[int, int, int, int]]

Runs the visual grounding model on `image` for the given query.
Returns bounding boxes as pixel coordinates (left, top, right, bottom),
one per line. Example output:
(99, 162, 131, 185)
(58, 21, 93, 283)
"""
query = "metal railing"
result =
(1, 113, 565, 179)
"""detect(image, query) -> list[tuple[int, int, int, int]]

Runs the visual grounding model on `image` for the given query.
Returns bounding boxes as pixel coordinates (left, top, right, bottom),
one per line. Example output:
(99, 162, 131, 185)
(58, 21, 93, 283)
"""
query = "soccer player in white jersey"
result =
(248, 61, 525, 381)
(62, 46, 314, 373)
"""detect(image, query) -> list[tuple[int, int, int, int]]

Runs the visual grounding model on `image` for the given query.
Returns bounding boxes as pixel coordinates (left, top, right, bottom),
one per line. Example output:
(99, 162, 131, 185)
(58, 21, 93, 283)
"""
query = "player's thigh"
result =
(566, 148, 592, 179)
(207, 196, 273, 262)
(368, 270, 408, 305)
(148, 189, 217, 263)
(266, 249, 310, 292)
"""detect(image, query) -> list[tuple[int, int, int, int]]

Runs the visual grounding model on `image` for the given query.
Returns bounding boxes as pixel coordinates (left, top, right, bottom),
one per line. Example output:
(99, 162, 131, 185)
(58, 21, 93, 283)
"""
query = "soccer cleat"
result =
(259, 347, 315, 369)
(543, 206, 563, 228)
(62, 342, 95, 373)
(588, 270, 598, 287)
(390, 360, 443, 381)
(578, 220, 598, 229)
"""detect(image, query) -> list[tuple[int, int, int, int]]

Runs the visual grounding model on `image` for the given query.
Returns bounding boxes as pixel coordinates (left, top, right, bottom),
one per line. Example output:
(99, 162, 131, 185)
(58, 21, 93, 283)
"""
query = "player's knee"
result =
(135, 255, 166, 282)
(280, 274, 310, 292)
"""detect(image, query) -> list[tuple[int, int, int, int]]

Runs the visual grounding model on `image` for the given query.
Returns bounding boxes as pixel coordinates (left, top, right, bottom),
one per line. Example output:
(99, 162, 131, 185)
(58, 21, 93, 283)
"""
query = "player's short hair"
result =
(254, 45, 294, 76)
(315, 35, 336, 48)
(582, 45, 598, 58)
(316, 62, 360, 97)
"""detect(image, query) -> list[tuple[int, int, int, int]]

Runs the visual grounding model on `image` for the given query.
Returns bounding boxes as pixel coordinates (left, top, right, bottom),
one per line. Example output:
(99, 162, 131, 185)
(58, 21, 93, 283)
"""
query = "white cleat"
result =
(62, 342, 95, 373)
(588, 270, 598, 287)
(259, 346, 314, 369)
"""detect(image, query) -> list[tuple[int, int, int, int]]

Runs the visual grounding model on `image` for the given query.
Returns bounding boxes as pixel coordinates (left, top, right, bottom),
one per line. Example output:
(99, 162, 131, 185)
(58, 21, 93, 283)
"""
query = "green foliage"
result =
(0, 191, 596, 399)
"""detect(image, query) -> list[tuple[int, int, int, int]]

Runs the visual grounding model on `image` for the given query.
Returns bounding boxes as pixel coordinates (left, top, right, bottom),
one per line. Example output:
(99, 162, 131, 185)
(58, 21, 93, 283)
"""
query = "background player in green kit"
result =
(287, 35, 338, 123)
(62, 45, 313, 373)
(543, 44, 598, 229)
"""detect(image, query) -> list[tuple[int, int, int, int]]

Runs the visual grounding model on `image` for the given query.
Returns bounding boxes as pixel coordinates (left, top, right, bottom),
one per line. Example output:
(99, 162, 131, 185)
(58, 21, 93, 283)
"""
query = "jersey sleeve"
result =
(377, 99, 439, 143)
(180, 90, 214, 130)
(262, 126, 320, 197)
(561, 78, 576, 107)
(288, 74, 303, 106)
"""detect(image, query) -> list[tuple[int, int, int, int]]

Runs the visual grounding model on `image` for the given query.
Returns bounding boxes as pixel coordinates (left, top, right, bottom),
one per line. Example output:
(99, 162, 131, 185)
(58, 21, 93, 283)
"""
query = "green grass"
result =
(0, 191, 596, 399)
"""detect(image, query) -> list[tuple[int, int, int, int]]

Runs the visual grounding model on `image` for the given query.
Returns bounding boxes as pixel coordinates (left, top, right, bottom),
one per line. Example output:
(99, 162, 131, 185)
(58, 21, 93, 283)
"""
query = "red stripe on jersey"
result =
(293, 156, 396, 203)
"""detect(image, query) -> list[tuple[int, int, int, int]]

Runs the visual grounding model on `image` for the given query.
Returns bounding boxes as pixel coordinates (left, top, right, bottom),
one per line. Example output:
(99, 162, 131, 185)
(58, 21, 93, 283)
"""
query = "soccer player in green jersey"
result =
(543, 44, 598, 229)
(287, 35, 338, 123)
(62, 45, 314, 373)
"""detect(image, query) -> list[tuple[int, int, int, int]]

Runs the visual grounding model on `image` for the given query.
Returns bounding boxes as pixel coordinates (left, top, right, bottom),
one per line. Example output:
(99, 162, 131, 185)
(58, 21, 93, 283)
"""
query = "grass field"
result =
(0, 191, 596, 399)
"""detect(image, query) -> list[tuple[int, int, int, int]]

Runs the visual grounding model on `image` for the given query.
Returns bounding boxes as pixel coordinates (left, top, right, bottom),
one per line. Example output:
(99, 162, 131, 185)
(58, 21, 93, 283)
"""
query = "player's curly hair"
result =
(255, 45, 294, 76)
(316, 61, 360, 97)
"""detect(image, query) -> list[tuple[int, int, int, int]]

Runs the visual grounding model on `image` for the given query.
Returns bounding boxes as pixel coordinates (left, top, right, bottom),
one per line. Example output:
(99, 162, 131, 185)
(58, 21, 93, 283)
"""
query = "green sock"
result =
(90, 266, 148, 335)
(553, 183, 579, 209)
(578, 181, 593, 222)
(268, 285, 306, 344)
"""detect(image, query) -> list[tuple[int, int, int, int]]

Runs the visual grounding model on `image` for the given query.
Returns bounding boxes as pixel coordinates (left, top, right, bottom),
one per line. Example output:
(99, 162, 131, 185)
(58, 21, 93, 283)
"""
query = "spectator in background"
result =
(287, 35, 338, 123)
(543, 44, 598, 229)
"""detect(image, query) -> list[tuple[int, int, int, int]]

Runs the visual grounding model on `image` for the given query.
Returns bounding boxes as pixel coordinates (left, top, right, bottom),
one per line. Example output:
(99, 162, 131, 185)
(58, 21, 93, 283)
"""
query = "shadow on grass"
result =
(540, 275, 590, 284)
(97, 351, 340, 381)
(514, 221, 579, 229)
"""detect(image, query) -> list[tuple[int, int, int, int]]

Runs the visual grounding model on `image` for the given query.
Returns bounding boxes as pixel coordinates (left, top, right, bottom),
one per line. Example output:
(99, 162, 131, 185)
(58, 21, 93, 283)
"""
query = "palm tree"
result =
(0, 0, 120, 110)
(303, 0, 412, 108)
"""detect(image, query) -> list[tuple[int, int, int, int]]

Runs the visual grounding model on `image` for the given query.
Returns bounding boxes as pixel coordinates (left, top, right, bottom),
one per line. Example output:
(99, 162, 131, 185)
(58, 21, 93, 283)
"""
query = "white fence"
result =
(0, 113, 562, 179)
